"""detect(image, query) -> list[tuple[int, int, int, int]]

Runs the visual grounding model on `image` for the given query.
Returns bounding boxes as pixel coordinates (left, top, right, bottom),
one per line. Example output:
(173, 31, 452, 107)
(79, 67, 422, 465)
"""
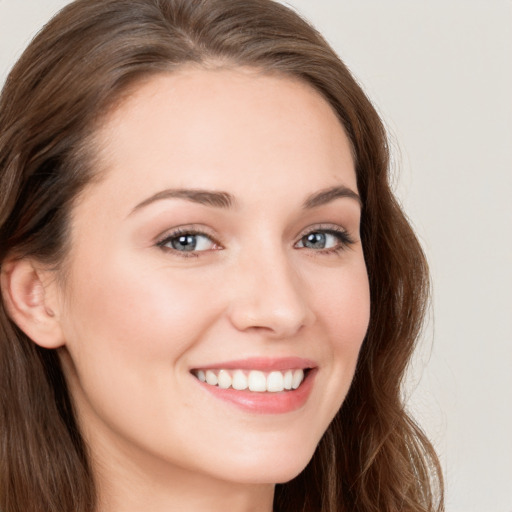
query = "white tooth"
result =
(205, 370, 218, 386)
(217, 369, 232, 389)
(248, 370, 267, 392)
(292, 369, 304, 389)
(197, 370, 206, 382)
(284, 370, 293, 390)
(232, 370, 248, 390)
(267, 371, 285, 392)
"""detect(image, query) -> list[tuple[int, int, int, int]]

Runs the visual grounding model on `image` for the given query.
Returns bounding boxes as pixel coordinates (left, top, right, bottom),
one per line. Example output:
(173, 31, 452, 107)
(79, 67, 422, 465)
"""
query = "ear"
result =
(1, 258, 65, 349)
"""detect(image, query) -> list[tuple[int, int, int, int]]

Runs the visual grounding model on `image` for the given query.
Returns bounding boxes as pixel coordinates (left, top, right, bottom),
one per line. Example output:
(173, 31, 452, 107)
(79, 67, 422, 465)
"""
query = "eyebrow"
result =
(302, 185, 362, 209)
(130, 184, 361, 215)
(130, 188, 235, 214)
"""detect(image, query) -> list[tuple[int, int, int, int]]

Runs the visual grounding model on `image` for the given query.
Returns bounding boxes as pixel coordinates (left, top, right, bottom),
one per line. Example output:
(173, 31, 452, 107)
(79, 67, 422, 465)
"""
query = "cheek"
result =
(311, 259, 370, 414)
(60, 254, 223, 369)
(57, 255, 226, 453)
(316, 260, 370, 350)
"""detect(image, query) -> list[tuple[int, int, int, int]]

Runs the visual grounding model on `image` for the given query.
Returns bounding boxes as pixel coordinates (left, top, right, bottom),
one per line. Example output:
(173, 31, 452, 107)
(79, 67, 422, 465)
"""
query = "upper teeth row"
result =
(195, 369, 305, 393)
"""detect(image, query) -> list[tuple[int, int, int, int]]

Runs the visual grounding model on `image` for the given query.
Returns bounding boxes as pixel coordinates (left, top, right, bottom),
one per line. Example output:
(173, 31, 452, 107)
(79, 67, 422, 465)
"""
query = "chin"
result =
(210, 444, 318, 485)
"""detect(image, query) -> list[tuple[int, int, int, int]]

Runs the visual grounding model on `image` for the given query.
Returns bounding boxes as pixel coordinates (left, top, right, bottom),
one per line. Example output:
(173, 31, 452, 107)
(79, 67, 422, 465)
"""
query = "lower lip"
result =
(196, 369, 317, 414)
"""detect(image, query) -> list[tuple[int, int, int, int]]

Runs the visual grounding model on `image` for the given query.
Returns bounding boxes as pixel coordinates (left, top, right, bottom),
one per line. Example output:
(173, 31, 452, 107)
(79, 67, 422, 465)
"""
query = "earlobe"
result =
(0, 258, 65, 349)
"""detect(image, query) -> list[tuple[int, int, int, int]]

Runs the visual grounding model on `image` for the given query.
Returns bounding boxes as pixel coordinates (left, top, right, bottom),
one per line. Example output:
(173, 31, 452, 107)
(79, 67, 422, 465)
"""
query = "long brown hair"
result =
(0, 1, 443, 511)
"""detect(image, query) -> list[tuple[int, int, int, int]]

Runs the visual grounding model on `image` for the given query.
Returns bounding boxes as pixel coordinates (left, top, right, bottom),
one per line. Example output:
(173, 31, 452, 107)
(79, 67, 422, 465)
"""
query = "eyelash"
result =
(156, 225, 355, 258)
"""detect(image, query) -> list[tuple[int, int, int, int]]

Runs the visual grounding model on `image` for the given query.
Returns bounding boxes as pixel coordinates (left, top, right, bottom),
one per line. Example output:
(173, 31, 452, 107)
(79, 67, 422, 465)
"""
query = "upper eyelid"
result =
(156, 223, 348, 237)
(156, 225, 220, 244)
(296, 223, 351, 238)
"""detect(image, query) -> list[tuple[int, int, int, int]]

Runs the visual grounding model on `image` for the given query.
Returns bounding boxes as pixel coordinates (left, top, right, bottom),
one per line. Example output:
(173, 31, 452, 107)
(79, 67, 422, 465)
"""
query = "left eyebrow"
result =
(302, 185, 362, 209)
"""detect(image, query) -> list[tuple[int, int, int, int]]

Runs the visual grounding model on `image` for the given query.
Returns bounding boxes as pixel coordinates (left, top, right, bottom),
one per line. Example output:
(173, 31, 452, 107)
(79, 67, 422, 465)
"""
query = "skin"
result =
(46, 67, 370, 511)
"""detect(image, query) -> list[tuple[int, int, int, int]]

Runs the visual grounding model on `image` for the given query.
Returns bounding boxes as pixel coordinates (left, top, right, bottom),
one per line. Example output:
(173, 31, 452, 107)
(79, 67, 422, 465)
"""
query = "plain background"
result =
(1, 1, 511, 511)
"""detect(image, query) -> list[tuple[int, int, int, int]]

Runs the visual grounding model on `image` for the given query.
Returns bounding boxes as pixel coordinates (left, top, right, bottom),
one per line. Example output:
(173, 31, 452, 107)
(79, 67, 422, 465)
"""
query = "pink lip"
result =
(192, 356, 316, 372)
(192, 359, 318, 414)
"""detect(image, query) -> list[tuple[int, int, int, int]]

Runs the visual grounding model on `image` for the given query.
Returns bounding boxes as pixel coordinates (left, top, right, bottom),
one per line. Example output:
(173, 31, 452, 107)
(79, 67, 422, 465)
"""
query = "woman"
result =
(0, 0, 444, 511)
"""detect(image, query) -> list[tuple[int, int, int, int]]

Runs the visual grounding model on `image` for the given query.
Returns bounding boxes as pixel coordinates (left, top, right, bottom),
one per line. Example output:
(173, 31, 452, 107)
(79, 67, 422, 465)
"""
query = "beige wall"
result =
(1, 1, 511, 510)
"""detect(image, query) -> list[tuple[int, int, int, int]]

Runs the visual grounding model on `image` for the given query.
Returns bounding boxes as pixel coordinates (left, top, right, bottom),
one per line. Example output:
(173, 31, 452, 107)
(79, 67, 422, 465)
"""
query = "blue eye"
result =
(301, 232, 330, 249)
(158, 231, 216, 253)
(296, 229, 353, 252)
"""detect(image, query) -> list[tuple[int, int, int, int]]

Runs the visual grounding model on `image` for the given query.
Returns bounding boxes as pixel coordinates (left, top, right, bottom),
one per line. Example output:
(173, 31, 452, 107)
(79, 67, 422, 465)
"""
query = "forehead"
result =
(82, 67, 356, 216)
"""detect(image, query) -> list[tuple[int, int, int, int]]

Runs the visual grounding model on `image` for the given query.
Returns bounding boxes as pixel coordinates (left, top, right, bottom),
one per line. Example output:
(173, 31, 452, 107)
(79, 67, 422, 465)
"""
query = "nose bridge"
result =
(227, 240, 314, 337)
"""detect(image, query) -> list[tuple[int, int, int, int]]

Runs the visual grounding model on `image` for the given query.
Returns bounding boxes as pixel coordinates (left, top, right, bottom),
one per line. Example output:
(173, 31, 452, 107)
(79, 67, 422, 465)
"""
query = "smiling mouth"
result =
(191, 368, 310, 393)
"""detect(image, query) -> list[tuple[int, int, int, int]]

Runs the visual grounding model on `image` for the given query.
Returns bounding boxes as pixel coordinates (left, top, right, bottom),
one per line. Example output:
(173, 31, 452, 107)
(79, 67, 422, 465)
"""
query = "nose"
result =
(226, 250, 315, 339)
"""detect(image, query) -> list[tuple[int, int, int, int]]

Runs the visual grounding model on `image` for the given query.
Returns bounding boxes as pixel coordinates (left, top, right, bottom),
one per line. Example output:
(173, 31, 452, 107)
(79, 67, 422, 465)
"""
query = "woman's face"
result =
(55, 67, 370, 487)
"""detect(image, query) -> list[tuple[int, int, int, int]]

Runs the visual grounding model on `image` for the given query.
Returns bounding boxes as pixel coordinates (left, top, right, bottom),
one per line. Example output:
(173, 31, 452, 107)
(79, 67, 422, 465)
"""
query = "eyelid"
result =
(296, 223, 352, 239)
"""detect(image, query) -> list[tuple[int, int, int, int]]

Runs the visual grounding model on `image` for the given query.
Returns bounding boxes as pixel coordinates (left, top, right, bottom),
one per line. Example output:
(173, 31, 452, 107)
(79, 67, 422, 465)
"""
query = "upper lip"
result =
(191, 357, 317, 372)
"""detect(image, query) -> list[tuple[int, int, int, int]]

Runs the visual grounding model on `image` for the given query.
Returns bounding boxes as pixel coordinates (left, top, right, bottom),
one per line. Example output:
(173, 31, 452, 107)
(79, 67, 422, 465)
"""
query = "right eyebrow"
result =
(129, 188, 235, 215)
